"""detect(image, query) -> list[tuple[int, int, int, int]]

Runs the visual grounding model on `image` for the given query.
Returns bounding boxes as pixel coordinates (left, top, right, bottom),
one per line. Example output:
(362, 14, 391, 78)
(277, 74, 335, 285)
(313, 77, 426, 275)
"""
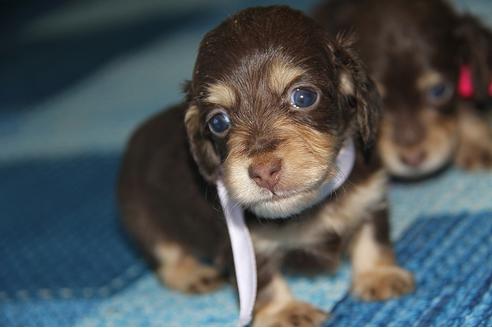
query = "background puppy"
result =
(314, 0, 492, 179)
(118, 6, 412, 326)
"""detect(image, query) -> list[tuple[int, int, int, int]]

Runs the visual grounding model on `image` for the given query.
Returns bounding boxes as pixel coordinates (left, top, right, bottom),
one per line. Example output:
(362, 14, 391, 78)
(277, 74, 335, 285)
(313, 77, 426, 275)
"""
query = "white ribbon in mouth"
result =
(216, 138, 355, 326)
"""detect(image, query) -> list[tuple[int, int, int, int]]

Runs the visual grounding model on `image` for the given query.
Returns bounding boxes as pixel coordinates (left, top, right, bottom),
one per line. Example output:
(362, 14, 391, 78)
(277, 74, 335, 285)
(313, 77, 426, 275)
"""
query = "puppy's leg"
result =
(350, 209, 414, 301)
(120, 203, 224, 294)
(154, 241, 224, 294)
(455, 105, 492, 170)
(253, 256, 327, 327)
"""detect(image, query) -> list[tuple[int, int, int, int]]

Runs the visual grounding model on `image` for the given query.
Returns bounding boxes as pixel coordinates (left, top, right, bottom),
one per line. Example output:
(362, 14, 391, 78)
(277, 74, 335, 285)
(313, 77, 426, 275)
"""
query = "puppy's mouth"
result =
(386, 150, 453, 179)
(391, 161, 452, 182)
(251, 167, 336, 200)
(253, 187, 313, 204)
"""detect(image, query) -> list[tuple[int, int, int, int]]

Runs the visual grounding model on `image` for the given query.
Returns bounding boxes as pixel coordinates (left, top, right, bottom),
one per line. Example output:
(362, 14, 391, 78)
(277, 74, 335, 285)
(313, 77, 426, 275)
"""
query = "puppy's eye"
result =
(208, 111, 231, 136)
(290, 87, 318, 108)
(427, 82, 453, 105)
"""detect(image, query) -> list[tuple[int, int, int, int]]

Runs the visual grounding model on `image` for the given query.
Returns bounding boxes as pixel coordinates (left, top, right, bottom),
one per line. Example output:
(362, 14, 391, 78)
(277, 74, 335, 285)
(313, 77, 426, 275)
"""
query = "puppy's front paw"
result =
(254, 301, 328, 327)
(157, 258, 224, 294)
(352, 266, 414, 301)
(455, 140, 492, 170)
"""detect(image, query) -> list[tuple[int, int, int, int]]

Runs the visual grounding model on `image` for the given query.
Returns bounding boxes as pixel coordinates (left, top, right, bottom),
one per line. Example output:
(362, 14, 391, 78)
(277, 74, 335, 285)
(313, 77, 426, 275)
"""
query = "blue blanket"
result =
(1, 0, 492, 325)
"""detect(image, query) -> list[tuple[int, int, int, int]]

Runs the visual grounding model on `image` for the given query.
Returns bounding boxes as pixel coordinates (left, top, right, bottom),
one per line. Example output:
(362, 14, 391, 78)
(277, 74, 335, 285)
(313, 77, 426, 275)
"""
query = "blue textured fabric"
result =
(327, 211, 492, 327)
(0, 155, 146, 326)
(0, 155, 145, 294)
(1, 0, 492, 326)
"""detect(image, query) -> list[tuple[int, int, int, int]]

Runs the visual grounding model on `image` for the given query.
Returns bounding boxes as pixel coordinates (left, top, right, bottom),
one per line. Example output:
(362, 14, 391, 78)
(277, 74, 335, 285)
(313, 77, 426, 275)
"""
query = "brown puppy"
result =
(314, 0, 492, 179)
(118, 6, 413, 326)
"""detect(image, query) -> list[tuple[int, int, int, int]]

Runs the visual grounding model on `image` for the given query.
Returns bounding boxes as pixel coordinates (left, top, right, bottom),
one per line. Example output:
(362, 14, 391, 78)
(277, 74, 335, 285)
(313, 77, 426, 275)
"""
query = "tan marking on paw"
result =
(350, 212, 394, 275)
(154, 242, 223, 294)
(157, 257, 224, 294)
(254, 300, 328, 327)
(352, 266, 414, 301)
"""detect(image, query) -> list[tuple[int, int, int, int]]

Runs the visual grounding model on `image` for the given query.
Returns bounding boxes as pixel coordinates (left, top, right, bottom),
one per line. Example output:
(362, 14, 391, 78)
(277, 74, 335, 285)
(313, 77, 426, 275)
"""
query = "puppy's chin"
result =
(386, 160, 447, 180)
(247, 188, 325, 219)
(382, 145, 455, 179)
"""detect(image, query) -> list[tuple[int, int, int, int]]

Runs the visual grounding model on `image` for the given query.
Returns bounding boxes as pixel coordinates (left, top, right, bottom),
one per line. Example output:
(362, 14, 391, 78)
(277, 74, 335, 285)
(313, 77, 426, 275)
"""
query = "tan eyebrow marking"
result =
(205, 82, 236, 108)
(269, 60, 305, 94)
(417, 71, 443, 90)
(339, 72, 354, 95)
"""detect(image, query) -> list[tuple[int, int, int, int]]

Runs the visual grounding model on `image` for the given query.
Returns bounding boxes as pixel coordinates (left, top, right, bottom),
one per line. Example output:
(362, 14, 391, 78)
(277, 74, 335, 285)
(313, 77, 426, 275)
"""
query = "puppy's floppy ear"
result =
(184, 100, 221, 183)
(456, 14, 492, 106)
(328, 33, 382, 154)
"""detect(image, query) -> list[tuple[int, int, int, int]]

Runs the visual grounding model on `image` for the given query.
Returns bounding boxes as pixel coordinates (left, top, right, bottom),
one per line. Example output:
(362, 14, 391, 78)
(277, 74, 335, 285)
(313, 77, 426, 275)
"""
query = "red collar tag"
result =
(458, 65, 492, 99)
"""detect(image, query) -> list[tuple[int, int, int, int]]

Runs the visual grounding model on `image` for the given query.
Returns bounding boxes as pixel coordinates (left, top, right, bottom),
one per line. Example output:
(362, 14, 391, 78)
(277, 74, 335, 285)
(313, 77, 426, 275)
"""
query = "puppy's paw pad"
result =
(254, 301, 328, 327)
(352, 266, 414, 301)
(456, 143, 492, 170)
(158, 261, 224, 294)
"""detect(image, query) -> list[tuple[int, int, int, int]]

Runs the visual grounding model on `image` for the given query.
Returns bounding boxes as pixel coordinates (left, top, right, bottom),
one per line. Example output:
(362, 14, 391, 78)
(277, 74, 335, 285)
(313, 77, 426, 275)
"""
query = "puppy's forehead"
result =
(363, 1, 460, 83)
(192, 6, 331, 101)
(204, 58, 305, 108)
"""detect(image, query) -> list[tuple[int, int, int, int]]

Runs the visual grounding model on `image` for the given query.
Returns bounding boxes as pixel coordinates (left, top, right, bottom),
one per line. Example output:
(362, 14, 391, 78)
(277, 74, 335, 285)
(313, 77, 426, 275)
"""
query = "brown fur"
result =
(314, 0, 492, 179)
(456, 104, 492, 169)
(154, 242, 225, 294)
(350, 222, 414, 301)
(118, 6, 411, 326)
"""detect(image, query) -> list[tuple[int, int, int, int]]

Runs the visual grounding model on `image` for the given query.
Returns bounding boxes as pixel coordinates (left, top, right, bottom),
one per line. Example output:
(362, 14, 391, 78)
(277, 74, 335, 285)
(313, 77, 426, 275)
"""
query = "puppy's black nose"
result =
(248, 158, 282, 191)
(400, 150, 427, 167)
